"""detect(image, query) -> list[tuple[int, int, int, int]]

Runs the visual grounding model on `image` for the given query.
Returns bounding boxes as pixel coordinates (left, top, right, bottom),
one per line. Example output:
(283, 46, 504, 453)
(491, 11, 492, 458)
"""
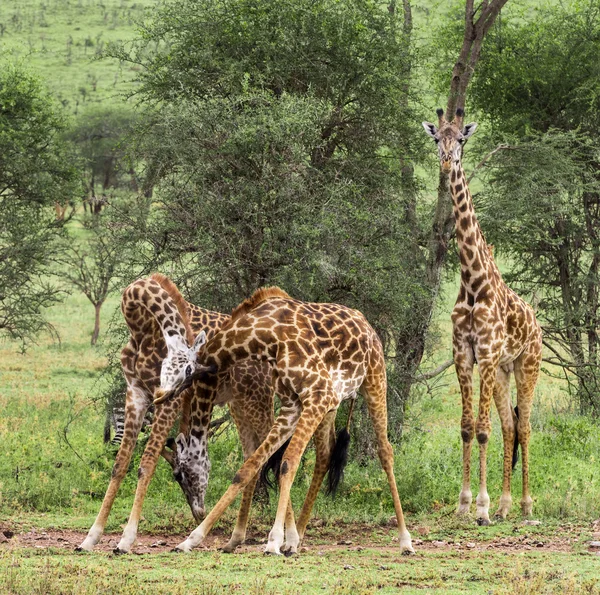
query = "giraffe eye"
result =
(458, 138, 464, 144)
(185, 365, 192, 377)
(434, 138, 439, 144)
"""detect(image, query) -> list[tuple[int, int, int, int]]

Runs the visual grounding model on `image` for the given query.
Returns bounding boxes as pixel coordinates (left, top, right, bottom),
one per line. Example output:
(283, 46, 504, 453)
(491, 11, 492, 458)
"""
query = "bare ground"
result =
(1, 523, 596, 556)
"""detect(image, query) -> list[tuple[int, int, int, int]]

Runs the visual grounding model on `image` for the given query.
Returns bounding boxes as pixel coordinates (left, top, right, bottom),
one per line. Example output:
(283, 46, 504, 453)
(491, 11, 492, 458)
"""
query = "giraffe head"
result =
(159, 331, 207, 392)
(164, 432, 211, 522)
(422, 108, 477, 174)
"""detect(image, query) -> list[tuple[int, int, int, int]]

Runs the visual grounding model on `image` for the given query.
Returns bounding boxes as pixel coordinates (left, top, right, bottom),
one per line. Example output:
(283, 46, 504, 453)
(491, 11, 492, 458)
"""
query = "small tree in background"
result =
(58, 212, 132, 345)
(67, 107, 138, 215)
(0, 64, 80, 345)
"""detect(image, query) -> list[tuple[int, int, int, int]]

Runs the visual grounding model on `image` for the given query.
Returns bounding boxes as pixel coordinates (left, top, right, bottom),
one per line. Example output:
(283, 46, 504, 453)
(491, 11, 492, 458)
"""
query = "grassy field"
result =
(0, 0, 154, 112)
(1, 277, 600, 593)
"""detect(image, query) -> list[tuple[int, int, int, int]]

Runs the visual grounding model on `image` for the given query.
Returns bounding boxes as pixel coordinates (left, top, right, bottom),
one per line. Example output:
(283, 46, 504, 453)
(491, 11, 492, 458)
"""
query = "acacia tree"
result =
(58, 218, 124, 345)
(0, 65, 80, 344)
(110, 0, 428, 439)
(67, 108, 138, 215)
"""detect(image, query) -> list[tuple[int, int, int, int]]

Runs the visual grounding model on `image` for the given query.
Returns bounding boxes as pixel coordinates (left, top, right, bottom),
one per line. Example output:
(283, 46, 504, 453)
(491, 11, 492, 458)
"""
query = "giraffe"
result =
(422, 108, 542, 524)
(77, 274, 276, 553)
(159, 286, 414, 556)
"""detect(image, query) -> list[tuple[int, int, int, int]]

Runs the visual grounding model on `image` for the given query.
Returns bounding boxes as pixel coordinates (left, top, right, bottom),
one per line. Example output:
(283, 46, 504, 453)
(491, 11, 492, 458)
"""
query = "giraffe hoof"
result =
(264, 549, 282, 556)
(401, 548, 415, 556)
(476, 518, 491, 527)
(284, 549, 297, 557)
(220, 546, 236, 554)
(113, 547, 129, 555)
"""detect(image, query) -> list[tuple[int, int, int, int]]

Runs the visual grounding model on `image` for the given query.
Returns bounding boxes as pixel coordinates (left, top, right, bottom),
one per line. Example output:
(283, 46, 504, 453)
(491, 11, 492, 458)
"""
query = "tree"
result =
(0, 64, 80, 344)
(58, 216, 124, 345)
(465, 1, 600, 413)
(109, 0, 429, 440)
(67, 107, 138, 215)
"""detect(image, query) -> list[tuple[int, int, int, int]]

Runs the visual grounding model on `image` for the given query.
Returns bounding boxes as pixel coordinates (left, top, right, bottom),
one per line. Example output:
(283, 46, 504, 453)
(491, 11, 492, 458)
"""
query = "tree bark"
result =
(91, 301, 103, 346)
(393, 0, 509, 423)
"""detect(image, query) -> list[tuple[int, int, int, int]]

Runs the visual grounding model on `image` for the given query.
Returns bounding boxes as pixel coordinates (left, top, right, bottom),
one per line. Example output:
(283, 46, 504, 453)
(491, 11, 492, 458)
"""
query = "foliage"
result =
(57, 215, 128, 345)
(66, 107, 139, 214)
(0, 64, 80, 344)
(108, 0, 430, 440)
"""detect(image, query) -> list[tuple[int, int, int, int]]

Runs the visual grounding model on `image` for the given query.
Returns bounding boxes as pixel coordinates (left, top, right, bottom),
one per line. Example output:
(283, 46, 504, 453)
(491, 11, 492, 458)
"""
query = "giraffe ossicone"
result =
(423, 108, 542, 525)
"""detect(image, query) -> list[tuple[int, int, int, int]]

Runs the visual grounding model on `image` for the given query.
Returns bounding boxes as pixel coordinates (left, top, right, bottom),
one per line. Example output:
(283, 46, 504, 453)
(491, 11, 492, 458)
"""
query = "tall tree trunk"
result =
(91, 301, 103, 346)
(390, 0, 509, 434)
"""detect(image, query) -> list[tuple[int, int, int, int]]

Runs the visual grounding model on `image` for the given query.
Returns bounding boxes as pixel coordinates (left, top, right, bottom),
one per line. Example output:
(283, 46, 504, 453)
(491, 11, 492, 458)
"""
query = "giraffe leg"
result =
(454, 346, 475, 515)
(362, 373, 414, 554)
(264, 399, 332, 556)
(175, 396, 302, 553)
(294, 410, 336, 543)
(221, 400, 262, 553)
(474, 358, 499, 526)
(492, 367, 515, 520)
(514, 345, 541, 517)
(78, 388, 149, 551)
(115, 394, 183, 554)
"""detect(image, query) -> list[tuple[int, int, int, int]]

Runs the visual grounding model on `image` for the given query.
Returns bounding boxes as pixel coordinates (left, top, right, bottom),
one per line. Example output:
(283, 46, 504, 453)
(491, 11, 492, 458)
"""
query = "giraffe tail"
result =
(512, 406, 520, 470)
(325, 398, 356, 497)
(259, 438, 291, 490)
(325, 428, 350, 496)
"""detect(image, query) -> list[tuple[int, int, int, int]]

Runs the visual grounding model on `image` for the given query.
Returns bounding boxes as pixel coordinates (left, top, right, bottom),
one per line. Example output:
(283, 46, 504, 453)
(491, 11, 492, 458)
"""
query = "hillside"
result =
(0, 0, 155, 113)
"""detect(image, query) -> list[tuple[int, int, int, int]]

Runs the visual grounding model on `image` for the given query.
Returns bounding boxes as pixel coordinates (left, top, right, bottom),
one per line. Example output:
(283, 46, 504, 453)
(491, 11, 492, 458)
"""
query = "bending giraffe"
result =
(422, 109, 542, 524)
(159, 287, 414, 556)
(78, 274, 276, 553)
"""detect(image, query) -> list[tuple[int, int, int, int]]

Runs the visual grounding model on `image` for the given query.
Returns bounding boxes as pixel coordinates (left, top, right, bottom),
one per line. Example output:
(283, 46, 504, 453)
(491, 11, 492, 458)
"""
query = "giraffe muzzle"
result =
(441, 160, 452, 174)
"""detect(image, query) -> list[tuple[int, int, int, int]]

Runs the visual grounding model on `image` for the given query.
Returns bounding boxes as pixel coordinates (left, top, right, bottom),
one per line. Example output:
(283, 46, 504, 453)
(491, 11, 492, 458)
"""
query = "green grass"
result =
(2, 543, 600, 594)
(0, 0, 155, 113)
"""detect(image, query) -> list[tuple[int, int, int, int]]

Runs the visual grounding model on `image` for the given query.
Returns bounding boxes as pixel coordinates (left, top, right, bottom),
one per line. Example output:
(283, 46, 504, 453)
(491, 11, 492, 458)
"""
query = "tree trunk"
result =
(388, 0, 509, 434)
(91, 301, 103, 346)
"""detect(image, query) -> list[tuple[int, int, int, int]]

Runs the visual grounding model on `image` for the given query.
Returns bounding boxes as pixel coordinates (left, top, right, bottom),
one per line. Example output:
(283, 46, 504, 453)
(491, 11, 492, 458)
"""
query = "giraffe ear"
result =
(192, 330, 207, 352)
(462, 122, 478, 139)
(422, 121, 438, 139)
(165, 333, 187, 353)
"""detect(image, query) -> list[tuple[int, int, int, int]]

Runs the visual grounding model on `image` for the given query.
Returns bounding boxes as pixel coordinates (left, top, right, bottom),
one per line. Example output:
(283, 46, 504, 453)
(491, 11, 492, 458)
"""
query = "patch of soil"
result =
(0, 523, 586, 556)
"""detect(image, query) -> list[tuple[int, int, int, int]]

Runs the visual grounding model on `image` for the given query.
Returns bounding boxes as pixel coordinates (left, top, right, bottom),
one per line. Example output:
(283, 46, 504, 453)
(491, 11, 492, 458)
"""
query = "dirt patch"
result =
(0, 524, 587, 556)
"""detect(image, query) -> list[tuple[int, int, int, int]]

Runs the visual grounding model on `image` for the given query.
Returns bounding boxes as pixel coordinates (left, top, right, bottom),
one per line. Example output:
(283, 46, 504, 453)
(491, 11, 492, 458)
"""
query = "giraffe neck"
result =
(449, 162, 498, 292)
(122, 280, 191, 349)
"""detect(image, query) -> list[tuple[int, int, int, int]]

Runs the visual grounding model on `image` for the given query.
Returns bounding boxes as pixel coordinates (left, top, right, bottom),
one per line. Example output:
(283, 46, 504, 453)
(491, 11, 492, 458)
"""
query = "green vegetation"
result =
(2, 0, 600, 593)
(0, 0, 154, 112)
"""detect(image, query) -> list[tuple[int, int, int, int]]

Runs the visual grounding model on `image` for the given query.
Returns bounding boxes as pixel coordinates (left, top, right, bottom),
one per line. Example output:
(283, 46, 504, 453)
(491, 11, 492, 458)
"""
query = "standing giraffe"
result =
(422, 109, 542, 524)
(78, 274, 276, 552)
(158, 287, 414, 555)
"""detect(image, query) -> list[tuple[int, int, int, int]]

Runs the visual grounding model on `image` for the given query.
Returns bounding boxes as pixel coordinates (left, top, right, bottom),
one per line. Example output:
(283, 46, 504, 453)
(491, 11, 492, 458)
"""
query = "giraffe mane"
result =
(150, 273, 194, 346)
(229, 286, 292, 323)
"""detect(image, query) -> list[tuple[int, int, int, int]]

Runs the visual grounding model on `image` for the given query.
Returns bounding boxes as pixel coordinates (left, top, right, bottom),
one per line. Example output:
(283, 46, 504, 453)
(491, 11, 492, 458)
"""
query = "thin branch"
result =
(415, 359, 454, 381)
(467, 144, 513, 183)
